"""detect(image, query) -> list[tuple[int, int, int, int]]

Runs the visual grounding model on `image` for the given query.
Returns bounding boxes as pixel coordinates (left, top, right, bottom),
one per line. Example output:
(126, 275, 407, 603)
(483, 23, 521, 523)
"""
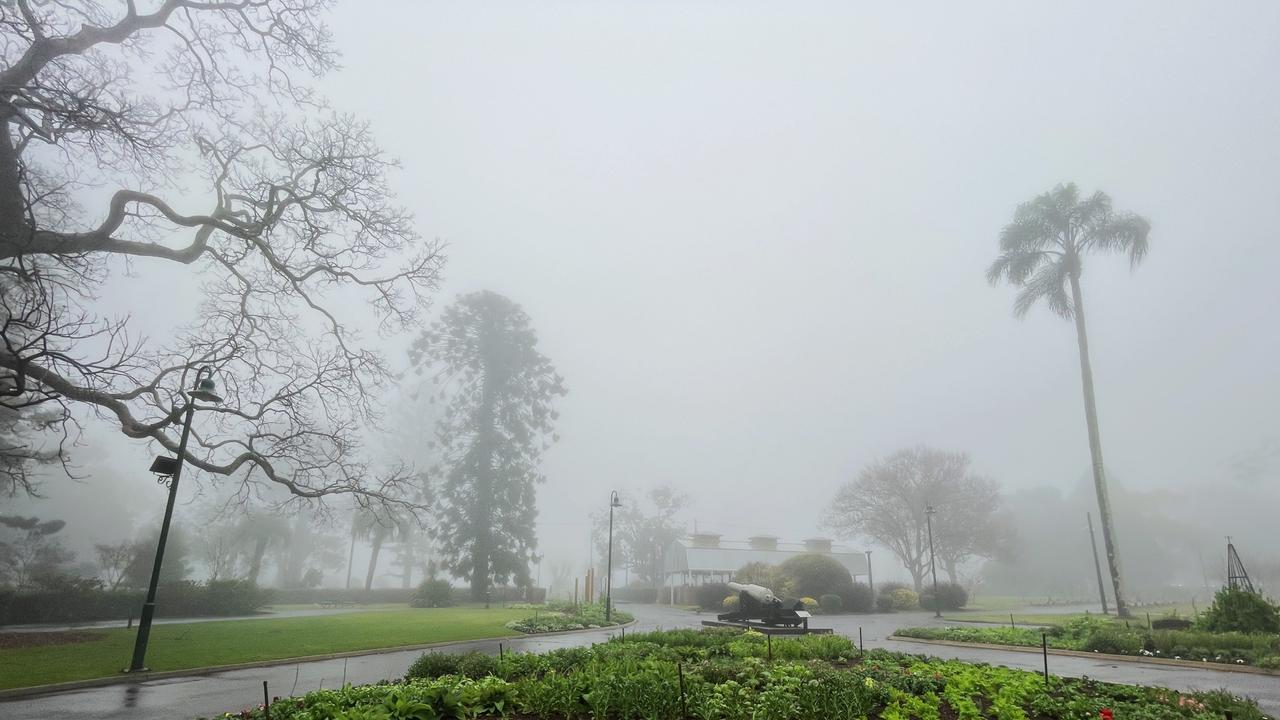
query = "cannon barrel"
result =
(727, 582, 778, 604)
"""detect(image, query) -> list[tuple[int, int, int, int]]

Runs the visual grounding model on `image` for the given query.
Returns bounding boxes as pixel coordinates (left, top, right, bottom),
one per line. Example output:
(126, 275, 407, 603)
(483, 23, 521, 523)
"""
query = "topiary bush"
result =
(1197, 587, 1280, 634)
(919, 582, 968, 611)
(410, 578, 455, 608)
(778, 554, 855, 601)
(819, 593, 844, 613)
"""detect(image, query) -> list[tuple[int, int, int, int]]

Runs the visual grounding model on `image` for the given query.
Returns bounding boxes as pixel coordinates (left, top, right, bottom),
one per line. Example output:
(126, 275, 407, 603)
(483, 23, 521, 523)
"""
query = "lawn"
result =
(0, 606, 530, 691)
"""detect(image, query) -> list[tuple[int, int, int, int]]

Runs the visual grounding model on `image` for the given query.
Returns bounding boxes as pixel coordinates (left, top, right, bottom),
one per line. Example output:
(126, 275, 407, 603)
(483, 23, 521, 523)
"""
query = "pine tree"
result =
(410, 291, 566, 600)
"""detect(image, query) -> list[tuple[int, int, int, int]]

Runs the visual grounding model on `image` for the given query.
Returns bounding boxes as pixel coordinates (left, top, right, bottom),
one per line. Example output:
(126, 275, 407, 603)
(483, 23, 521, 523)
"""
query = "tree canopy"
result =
(0, 2, 442, 507)
(824, 445, 1013, 589)
(410, 291, 565, 599)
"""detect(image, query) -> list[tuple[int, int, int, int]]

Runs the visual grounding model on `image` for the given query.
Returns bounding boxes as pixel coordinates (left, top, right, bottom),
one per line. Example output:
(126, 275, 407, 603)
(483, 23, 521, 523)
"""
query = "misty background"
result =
(7, 1, 1279, 593)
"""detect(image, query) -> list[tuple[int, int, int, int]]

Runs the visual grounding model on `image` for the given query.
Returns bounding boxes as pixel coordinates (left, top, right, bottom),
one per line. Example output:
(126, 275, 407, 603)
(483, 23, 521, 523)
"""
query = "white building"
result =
(663, 533, 869, 588)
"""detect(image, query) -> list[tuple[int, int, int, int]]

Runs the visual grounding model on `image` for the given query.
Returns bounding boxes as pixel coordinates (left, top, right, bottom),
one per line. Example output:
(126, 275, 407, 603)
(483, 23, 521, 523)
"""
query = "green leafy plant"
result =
(1198, 588, 1280, 634)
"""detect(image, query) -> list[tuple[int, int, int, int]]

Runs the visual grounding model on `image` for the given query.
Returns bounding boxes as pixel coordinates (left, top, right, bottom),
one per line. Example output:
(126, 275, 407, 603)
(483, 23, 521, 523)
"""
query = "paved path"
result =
(2, 603, 1276, 720)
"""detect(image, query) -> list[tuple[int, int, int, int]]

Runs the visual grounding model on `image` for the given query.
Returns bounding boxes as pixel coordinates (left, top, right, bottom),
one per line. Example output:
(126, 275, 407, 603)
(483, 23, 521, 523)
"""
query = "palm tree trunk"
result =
(248, 537, 268, 585)
(1068, 272, 1130, 618)
(345, 519, 357, 589)
(365, 532, 384, 591)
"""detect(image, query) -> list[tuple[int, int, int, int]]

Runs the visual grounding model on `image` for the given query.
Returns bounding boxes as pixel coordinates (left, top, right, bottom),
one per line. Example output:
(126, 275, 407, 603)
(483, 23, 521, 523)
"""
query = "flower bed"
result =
(208, 628, 1269, 720)
(505, 600, 634, 634)
(896, 616, 1280, 669)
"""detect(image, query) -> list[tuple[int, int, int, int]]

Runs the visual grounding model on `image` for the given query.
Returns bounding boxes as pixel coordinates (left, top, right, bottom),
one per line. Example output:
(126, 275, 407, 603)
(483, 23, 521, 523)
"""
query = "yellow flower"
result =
(864, 677, 877, 689)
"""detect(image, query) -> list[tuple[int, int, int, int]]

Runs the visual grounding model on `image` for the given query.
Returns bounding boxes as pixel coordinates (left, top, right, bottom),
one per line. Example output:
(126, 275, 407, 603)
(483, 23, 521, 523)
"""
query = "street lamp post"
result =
(126, 367, 221, 673)
(925, 504, 941, 618)
(865, 550, 874, 598)
(605, 490, 621, 622)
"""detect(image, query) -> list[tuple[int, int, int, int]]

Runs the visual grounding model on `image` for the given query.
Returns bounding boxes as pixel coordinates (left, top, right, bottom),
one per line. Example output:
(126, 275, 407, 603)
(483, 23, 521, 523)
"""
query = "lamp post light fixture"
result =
(126, 366, 222, 673)
(605, 490, 621, 622)
(925, 504, 941, 618)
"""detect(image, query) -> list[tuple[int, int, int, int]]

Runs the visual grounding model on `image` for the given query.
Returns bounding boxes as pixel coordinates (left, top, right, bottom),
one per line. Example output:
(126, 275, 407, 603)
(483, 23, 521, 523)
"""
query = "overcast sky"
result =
(20, 1, 1280, 585)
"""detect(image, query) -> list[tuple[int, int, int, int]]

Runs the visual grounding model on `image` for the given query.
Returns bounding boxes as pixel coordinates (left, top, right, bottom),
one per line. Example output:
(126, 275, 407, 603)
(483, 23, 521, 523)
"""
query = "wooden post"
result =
(1041, 634, 1049, 687)
(263, 681, 271, 720)
(677, 662, 687, 718)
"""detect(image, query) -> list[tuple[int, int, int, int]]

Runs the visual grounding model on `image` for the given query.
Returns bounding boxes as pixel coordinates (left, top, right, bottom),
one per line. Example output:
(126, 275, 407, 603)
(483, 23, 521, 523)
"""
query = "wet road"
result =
(2, 603, 1275, 719)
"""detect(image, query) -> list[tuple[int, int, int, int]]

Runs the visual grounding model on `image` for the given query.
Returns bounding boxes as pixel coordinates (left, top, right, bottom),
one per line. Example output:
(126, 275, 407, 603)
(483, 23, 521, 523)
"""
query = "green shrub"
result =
(891, 588, 919, 611)
(733, 562, 794, 597)
(778, 554, 855, 600)
(410, 578, 455, 608)
(1198, 587, 1280, 634)
(919, 582, 968, 611)
(1083, 627, 1144, 655)
(843, 582, 874, 612)
(819, 593, 843, 613)
(406, 652, 463, 679)
(457, 652, 499, 678)
(1151, 616, 1192, 631)
(875, 582, 910, 612)
(696, 583, 732, 611)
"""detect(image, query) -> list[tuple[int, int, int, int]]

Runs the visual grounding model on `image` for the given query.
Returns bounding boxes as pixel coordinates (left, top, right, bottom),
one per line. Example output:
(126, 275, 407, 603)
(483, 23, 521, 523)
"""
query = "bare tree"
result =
(196, 526, 240, 582)
(824, 446, 1012, 590)
(0, 3, 443, 508)
(94, 540, 135, 590)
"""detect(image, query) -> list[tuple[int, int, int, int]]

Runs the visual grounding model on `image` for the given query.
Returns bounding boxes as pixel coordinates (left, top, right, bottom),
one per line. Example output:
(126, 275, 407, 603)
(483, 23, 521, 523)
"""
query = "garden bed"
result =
(208, 627, 1269, 720)
(505, 601, 634, 634)
(896, 616, 1280, 669)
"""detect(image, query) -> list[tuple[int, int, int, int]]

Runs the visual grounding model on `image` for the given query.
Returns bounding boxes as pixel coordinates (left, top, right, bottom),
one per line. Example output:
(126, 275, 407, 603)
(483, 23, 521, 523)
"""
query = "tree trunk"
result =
(345, 521, 357, 589)
(909, 568, 925, 592)
(247, 537, 268, 585)
(402, 531, 414, 589)
(944, 561, 959, 585)
(1068, 271, 1130, 618)
(365, 532, 384, 591)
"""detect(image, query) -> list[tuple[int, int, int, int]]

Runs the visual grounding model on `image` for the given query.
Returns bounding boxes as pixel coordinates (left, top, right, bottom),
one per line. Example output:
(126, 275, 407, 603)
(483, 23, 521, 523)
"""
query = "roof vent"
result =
(690, 533, 722, 549)
(804, 537, 833, 553)
(748, 535, 778, 551)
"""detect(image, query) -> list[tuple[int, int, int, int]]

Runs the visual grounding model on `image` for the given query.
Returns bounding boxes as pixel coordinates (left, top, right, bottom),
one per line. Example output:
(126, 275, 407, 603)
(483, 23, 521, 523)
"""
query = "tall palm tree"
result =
(987, 182, 1150, 619)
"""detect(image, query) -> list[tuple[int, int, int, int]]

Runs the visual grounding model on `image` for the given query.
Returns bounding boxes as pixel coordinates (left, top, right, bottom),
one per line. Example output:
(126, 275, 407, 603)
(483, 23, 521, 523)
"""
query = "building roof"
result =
(664, 538, 869, 578)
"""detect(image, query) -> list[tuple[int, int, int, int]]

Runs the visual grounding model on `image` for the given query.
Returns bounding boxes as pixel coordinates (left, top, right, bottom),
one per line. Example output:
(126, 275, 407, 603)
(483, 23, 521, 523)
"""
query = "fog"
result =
(6, 1, 1280, 595)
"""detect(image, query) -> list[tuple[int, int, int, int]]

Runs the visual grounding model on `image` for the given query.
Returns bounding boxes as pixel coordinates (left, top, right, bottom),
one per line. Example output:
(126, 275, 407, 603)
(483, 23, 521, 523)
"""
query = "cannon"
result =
(713, 581, 814, 630)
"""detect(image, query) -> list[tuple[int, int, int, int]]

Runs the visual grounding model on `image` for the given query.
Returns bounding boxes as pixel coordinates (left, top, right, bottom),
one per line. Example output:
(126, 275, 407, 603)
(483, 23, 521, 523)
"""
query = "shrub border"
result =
(0, 618, 637, 700)
(888, 634, 1280, 677)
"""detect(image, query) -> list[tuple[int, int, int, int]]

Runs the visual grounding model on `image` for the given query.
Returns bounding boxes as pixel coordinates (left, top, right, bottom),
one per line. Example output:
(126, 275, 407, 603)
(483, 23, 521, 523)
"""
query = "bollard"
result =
(499, 642, 504, 661)
(263, 681, 270, 720)
(859, 627, 864, 654)
(767, 633, 772, 662)
(1010, 613, 1016, 630)
(1041, 633, 1049, 687)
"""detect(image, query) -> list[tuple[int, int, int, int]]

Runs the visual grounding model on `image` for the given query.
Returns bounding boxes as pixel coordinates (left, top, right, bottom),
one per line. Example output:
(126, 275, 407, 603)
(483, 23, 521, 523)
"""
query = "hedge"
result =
(0, 579, 271, 625)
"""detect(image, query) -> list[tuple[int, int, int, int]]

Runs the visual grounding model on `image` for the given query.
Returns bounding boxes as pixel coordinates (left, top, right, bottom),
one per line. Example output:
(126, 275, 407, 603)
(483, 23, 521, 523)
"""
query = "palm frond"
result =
(986, 248, 1055, 286)
(1012, 259, 1072, 320)
(1072, 190, 1111, 225)
(1085, 211, 1151, 268)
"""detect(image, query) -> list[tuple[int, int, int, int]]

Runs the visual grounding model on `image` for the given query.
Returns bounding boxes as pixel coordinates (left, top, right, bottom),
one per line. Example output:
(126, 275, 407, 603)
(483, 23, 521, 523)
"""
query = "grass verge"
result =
(0, 607, 529, 690)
